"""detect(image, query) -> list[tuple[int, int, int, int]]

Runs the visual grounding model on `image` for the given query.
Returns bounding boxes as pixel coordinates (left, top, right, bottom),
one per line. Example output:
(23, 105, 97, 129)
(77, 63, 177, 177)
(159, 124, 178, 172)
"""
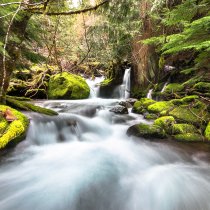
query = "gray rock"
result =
(109, 105, 128, 114)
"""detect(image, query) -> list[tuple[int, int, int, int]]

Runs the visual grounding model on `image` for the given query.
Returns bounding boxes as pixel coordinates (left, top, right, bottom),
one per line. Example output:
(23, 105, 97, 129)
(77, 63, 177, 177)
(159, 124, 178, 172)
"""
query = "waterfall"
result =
(113, 68, 131, 99)
(161, 82, 168, 93)
(147, 89, 153, 99)
(86, 76, 104, 98)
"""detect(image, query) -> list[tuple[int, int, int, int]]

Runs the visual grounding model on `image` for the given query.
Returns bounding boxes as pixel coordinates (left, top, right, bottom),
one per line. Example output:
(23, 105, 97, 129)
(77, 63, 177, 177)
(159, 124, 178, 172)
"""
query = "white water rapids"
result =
(0, 78, 210, 210)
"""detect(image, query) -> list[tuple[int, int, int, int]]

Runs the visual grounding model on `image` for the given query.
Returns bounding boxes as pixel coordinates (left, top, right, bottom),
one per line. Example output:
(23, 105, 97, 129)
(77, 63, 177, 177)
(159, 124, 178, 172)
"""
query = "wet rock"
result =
(127, 123, 166, 139)
(109, 105, 128, 114)
(126, 98, 138, 106)
(119, 101, 132, 108)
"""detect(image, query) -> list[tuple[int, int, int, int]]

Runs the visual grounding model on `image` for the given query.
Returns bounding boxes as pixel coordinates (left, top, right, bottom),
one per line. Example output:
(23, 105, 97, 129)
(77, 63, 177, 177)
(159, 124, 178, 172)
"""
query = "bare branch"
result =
(29, 0, 110, 16)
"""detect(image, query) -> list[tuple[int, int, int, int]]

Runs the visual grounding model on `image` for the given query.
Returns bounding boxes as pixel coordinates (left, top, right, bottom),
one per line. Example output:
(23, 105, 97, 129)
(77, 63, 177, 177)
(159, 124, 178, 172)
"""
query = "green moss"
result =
(171, 95, 199, 105)
(164, 83, 184, 94)
(0, 115, 9, 135)
(169, 106, 209, 125)
(144, 113, 158, 120)
(193, 82, 210, 92)
(172, 124, 198, 135)
(100, 78, 113, 87)
(154, 116, 175, 134)
(147, 101, 173, 114)
(173, 133, 204, 142)
(6, 98, 58, 116)
(183, 76, 203, 87)
(204, 122, 210, 140)
(0, 105, 29, 149)
(127, 123, 166, 139)
(48, 72, 90, 99)
(132, 98, 156, 114)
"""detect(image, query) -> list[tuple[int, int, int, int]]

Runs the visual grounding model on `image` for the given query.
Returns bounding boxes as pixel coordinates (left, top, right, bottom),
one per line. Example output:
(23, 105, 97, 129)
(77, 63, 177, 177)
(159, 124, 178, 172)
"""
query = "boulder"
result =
(132, 98, 156, 114)
(154, 116, 175, 134)
(172, 124, 199, 135)
(163, 83, 184, 94)
(109, 105, 128, 114)
(48, 72, 90, 99)
(119, 101, 132, 108)
(147, 101, 173, 114)
(127, 123, 166, 139)
(126, 98, 138, 106)
(0, 106, 29, 149)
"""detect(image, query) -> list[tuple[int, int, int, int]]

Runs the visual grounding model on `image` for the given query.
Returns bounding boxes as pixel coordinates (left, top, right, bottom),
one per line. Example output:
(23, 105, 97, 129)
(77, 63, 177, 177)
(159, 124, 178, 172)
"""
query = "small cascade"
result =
(147, 89, 153, 99)
(161, 82, 168, 93)
(86, 76, 104, 98)
(114, 68, 131, 99)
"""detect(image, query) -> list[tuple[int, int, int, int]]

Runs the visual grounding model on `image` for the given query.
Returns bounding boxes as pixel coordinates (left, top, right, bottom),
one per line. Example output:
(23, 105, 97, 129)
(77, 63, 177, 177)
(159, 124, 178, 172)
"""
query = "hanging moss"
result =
(48, 72, 90, 99)
(0, 105, 29, 149)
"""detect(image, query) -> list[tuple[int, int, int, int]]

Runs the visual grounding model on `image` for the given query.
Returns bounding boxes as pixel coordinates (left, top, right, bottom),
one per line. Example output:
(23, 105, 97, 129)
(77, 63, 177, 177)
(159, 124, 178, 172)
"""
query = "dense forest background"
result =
(0, 0, 210, 102)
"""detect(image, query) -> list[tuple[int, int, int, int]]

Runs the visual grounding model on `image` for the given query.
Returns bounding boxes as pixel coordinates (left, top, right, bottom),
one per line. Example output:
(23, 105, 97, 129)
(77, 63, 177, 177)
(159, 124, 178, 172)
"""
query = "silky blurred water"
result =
(0, 98, 210, 210)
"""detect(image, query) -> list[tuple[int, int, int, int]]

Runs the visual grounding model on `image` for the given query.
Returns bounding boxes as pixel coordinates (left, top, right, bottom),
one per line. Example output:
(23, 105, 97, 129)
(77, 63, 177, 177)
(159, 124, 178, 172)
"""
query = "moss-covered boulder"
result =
(0, 106, 29, 149)
(173, 133, 204, 142)
(144, 113, 158, 120)
(172, 124, 198, 135)
(164, 83, 184, 94)
(171, 95, 199, 105)
(169, 106, 209, 125)
(204, 122, 210, 140)
(48, 72, 90, 99)
(127, 123, 166, 139)
(147, 101, 173, 114)
(132, 98, 156, 114)
(154, 116, 175, 134)
(193, 82, 210, 93)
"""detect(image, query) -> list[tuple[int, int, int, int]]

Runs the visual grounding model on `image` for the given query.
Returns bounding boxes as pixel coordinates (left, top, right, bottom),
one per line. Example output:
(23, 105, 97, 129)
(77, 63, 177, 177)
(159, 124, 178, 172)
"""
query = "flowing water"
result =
(1, 80, 210, 210)
(147, 89, 153, 99)
(113, 68, 131, 99)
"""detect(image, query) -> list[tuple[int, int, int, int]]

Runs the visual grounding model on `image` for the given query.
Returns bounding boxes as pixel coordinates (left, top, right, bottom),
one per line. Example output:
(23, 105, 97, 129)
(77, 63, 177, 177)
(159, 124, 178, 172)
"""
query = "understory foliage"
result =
(144, 0, 210, 71)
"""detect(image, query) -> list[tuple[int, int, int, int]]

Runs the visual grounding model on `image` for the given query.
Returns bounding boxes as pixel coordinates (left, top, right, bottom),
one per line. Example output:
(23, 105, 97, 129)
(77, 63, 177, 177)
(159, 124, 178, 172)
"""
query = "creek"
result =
(0, 74, 210, 210)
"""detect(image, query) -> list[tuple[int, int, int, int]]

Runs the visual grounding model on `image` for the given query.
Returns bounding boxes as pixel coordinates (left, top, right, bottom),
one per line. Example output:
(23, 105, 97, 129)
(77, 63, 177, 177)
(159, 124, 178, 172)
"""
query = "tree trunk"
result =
(0, 10, 31, 104)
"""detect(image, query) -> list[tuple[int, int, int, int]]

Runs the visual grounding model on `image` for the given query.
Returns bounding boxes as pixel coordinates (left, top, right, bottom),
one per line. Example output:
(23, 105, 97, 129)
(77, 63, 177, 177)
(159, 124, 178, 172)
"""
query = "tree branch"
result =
(29, 0, 110, 16)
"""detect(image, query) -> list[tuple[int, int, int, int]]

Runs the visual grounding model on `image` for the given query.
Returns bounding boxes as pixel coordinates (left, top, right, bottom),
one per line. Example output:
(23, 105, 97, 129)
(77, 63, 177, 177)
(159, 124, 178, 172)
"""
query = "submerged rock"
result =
(0, 106, 29, 149)
(127, 123, 166, 139)
(48, 72, 90, 99)
(109, 105, 128, 114)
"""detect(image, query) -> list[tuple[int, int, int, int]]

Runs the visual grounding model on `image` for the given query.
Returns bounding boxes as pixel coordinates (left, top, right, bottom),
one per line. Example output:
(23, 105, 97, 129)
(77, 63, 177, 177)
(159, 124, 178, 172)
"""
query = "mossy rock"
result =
(0, 115, 9, 135)
(173, 133, 204, 142)
(172, 124, 199, 135)
(169, 106, 209, 125)
(132, 98, 156, 114)
(6, 98, 58, 116)
(100, 78, 113, 87)
(164, 83, 184, 94)
(144, 113, 158, 120)
(127, 123, 166, 139)
(154, 116, 175, 134)
(204, 122, 210, 140)
(0, 105, 29, 149)
(147, 101, 173, 114)
(48, 72, 90, 99)
(193, 82, 210, 93)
